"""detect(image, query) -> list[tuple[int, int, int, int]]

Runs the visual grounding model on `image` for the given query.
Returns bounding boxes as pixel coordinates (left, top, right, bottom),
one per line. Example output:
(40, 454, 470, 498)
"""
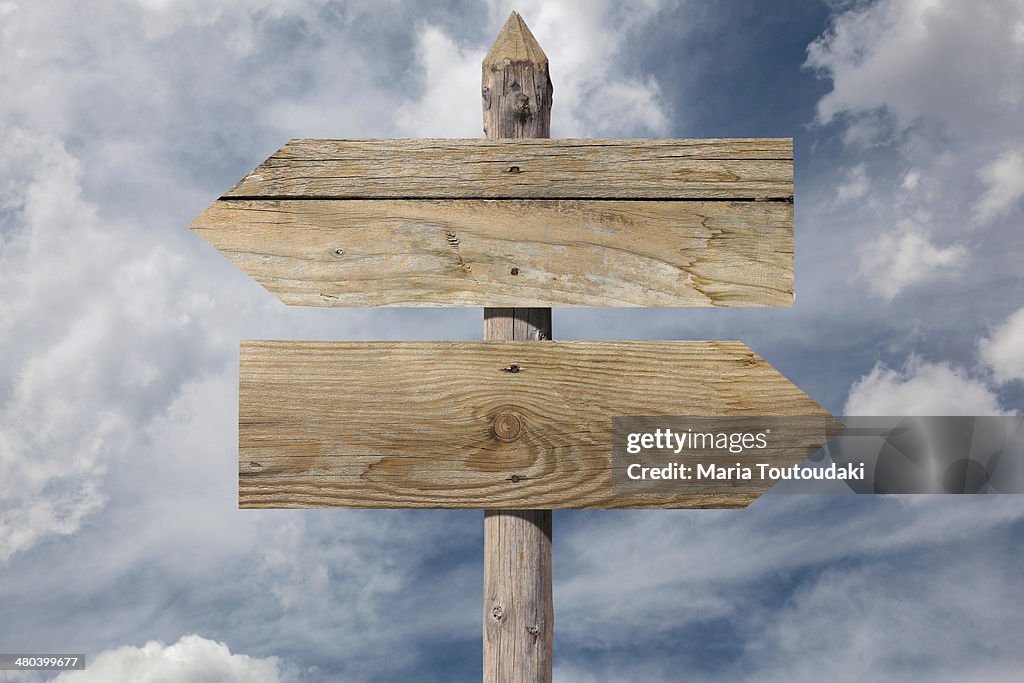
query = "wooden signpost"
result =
(189, 11, 836, 683)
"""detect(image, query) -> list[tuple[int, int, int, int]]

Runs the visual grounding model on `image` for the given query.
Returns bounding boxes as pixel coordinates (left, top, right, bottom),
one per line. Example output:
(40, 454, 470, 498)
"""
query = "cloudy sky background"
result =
(2, 0, 1024, 680)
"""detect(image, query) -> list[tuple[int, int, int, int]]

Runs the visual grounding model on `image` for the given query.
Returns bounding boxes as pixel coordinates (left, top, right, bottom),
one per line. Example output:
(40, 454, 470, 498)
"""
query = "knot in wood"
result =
(514, 92, 532, 120)
(491, 604, 505, 621)
(527, 625, 540, 637)
(492, 412, 522, 441)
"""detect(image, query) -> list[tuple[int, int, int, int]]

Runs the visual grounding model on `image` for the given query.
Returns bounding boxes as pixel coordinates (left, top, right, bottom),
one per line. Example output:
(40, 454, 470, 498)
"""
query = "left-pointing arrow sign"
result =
(189, 138, 794, 308)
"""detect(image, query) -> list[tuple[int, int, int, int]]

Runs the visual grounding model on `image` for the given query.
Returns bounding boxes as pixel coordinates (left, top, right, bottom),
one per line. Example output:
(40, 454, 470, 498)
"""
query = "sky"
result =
(1, 0, 1024, 681)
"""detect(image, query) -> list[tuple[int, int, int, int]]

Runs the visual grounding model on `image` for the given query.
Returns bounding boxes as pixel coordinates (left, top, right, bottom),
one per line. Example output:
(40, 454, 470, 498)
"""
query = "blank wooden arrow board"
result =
(240, 340, 835, 509)
(190, 138, 794, 308)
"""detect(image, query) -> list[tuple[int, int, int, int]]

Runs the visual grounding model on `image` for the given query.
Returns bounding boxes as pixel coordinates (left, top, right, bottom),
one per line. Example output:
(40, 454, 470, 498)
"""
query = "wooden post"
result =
(483, 510, 553, 682)
(482, 11, 554, 683)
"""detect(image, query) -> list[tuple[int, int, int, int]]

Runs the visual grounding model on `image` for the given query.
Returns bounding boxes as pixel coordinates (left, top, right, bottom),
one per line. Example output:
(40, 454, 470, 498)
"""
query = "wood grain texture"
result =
(238, 341, 836, 510)
(189, 199, 794, 307)
(484, 10, 548, 66)
(484, 510, 552, 683)
(482, 11, 551, 140)
(483, 14, 555, 683)
(222, 138, 793, 200)
(484, 308, 552, 340)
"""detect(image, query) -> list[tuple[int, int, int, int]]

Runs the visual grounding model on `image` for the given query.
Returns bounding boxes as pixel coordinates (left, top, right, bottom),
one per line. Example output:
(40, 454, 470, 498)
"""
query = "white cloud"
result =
(980, 307, 1024, 384)
(128, 0, 337, 44)
(843, 357, 1011, 416)
(395, 25, 486, 137)
(53, 635, 291, 683)
(805, 1, 1024, 309)
(836, 163, 869, 202)
(257, 519, 332, 611)
(0, 130, 234, 563)
(975, 150, 1024, 224)
(902, 168, 920, 191)
(807, 0, 1023, 314)
(857, 220, 966, 299)
(746, 555, 1024, 683)
(807, 0, 1024, 139)
(552, 496, 1024, 678)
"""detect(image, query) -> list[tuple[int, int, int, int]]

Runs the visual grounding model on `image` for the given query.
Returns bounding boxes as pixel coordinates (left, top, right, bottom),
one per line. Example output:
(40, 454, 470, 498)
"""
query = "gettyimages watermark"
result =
(611, 416, 1024, 495)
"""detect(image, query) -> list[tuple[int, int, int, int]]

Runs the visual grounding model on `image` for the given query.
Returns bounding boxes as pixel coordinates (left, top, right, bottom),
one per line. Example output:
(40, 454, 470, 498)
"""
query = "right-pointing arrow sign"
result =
(239, 340, 842, 509)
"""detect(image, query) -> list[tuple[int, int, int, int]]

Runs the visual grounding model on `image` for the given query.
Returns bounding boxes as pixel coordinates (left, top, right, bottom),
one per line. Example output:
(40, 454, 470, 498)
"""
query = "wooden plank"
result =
(224, 138, 793, 200)
(239, 340, 836, 510)
(190, 199, 793, 307)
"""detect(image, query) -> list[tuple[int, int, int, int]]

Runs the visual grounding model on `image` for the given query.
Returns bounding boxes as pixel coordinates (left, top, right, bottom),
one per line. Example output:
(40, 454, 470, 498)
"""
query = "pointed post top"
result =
(481, 10, 552, 140)
(484, 10, 548, 67)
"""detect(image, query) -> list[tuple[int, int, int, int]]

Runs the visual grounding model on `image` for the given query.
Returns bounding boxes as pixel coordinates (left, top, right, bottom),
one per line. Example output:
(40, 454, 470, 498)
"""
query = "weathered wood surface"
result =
(483, 10, 551, 140)
(484, 307, 552, 340)
(222, 138, 792, 200)
(238, 340, 835, 510)
(190, 199, 794, 307)
(484, 510, 552, 683)
(482, 13, 555, 683)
